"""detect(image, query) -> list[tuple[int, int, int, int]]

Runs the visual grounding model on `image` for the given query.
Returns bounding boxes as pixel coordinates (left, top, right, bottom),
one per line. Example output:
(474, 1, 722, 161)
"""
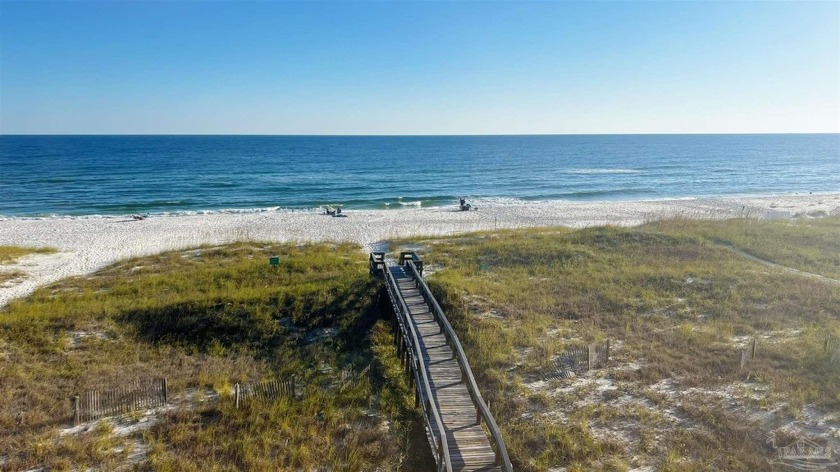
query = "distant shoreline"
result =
(1, 192, 838, 308)
(1, 190, 838, 221)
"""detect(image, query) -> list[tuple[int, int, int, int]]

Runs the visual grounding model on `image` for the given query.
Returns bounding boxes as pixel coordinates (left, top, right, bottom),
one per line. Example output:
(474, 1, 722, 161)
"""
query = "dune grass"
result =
(0, 270, 26, 285)
(0, 245, 57, 264)
(2, 217, 837, 470)
(647, 217, 840, 279)
(393, 216, 840, 470)
(0, 242, 426, 471)
(144, 320, 422, 471)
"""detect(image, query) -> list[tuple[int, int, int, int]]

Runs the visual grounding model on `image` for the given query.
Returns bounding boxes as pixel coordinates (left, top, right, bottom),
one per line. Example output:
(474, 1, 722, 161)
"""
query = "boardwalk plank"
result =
(389, 265, 499, 472)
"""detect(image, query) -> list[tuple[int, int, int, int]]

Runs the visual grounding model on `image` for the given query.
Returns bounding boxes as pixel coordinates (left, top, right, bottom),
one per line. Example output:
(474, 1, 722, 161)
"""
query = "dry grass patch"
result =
(0, 242, 426, 471)
(392, 217, 840, 470)
(0, 245, 57, 264)
(0, 270, 26, 285)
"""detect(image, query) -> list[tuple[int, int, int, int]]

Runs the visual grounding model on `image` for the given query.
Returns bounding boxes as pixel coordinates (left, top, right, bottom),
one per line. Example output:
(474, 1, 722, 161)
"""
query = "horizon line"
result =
(2, 132, 839, 137)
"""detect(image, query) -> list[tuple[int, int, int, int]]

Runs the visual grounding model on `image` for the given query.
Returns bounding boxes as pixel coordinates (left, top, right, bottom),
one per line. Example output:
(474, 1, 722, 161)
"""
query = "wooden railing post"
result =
(437, 440, 444, 472)
(750, 339, 757, 360)
(605, 339, 610, 361)
(588, 344, 595, 370)
(72, 394, 80, 425)
(235, 383, 240, 409)
(162, 377, 168, 404)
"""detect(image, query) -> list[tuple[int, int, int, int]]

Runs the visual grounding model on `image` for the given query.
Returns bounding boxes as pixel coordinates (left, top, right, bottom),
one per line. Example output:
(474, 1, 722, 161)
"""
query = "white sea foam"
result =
(470, 197, 537, 207)
(568, 168, 642, 175)
(0, 206, 315, 221)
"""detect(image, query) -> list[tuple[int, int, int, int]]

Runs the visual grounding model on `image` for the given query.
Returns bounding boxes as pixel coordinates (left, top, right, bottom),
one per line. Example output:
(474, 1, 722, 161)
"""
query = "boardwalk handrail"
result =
(381, 259, 453, 472)
(399, 251, 423, 276)
(404, 256, 513, 471)
(369, 252, 386, 276)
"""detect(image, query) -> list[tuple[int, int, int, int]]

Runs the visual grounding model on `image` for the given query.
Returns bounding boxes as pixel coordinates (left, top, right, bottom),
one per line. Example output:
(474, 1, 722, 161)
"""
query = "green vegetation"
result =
(394, 216, 840, 471)
(0, 243, 423, 471)
(0, 245, 57, 264)
(145, 320, 421, 471)
(2, 216, 837, 471)
(647, 216, 840, 279)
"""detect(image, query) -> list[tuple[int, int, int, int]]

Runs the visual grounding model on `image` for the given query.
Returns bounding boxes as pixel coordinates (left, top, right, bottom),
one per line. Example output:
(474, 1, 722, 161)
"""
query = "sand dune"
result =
(1, 193, 838, 307)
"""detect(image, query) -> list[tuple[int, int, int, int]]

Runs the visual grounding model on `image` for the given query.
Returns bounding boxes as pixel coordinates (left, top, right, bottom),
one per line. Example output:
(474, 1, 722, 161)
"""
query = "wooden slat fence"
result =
(234, 377, 296, 409)
(737, 334, 839, 372)
(544, 340, 611, 380)
(72, 378, 167, 425)
(737, 338, 758, 371)
(826, 333, 839, 364)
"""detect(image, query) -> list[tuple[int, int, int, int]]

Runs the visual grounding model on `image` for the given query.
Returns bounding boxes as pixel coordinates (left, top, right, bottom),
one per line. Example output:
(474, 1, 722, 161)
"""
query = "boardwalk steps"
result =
(371, 252, 512, 472)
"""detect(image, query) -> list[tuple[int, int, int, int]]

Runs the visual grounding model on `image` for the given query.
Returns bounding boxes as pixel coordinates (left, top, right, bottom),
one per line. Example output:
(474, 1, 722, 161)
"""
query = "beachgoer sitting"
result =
(459, 197, 472, 211)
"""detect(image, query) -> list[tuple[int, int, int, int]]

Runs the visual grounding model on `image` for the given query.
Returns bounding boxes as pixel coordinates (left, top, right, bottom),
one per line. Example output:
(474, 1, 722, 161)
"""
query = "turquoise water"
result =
(0, 134, 837, 217)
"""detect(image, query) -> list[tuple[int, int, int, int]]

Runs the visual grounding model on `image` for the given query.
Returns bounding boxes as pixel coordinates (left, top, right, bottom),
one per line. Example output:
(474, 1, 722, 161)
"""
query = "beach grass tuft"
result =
(0, 245, 57, 264)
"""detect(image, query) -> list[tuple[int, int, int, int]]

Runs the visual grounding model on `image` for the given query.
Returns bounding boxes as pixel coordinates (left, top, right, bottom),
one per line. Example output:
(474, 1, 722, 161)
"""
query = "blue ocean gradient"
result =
(0, 134, 838, 217)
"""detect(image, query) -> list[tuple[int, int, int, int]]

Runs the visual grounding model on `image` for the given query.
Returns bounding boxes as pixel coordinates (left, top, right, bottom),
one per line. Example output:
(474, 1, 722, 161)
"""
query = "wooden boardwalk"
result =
(393, 265, 501, 471)
(371, 251, 511, 472)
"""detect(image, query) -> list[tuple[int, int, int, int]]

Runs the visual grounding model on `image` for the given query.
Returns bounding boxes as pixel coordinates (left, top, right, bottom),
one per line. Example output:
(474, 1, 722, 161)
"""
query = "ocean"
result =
(0, 134, 837, 218)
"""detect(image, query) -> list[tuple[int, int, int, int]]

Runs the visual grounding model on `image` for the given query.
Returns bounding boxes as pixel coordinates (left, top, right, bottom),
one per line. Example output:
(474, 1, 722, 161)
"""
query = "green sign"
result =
(269, 257, 280, 266)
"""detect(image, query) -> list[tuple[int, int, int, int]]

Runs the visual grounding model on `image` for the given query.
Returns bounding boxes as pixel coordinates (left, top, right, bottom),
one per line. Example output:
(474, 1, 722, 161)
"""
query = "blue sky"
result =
(1, 1, 838, 135)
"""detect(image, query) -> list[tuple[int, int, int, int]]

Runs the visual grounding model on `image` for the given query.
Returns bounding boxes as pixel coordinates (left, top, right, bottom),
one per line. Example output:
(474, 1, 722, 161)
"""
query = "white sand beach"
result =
(1, 193, 838, 307)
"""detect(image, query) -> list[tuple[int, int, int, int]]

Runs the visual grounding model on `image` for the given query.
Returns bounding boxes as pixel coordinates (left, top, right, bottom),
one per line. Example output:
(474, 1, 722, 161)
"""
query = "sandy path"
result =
(1, 193, 838, 307)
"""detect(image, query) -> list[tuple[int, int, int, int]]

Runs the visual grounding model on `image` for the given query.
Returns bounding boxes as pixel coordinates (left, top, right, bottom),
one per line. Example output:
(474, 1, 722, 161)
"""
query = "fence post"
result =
(72, 394, 80, 425)
(291, 376, 296, 398)
(235, 383, 240, 409)
(162, 377, 168, 404)
(588, 344, 595, 370)
(605, 339, 610, 361)
(740, 350, 748, 371)
(750, 339, 757, 360)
